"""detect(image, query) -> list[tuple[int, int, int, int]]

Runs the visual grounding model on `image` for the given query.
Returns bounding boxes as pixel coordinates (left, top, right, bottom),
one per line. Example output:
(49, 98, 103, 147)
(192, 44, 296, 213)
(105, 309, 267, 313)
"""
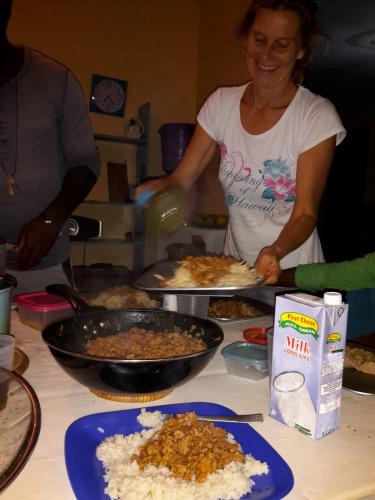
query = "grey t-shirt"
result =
(0, 47, 100, 269)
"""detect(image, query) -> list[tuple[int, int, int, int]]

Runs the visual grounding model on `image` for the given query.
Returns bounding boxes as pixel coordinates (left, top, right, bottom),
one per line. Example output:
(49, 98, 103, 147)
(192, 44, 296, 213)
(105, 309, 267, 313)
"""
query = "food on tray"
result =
(345, 345, 375, 375)
(90, 285, 158, 310)
(96, 409, 269, 500)
(84, 327, 207, 359)
(157, 255, 258, 288)
(208, 299, 263, 319)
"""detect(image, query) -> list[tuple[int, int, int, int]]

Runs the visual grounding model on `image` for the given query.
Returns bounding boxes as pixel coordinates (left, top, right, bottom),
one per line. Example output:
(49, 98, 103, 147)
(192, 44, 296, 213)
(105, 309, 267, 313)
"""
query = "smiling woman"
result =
(239, 0, 321, 84)
(242, 9, 304, 100)
(134, 0, 346, 300)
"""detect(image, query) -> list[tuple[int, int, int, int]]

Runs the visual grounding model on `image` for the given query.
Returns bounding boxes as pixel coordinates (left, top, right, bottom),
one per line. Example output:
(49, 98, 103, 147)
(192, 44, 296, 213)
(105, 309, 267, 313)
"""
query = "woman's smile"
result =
(245, 7, 304, 89)
(256, 62, 279, 73)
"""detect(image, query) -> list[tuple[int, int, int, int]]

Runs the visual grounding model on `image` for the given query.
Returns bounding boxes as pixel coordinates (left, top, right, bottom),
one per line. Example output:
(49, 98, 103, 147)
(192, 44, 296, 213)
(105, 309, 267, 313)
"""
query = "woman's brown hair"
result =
(239, 0, 322, 83)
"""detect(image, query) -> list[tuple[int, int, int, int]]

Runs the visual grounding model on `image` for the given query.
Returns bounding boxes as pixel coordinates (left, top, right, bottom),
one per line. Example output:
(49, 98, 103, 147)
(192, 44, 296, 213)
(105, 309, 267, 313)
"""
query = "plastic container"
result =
(221, 341, 268, 380)
(14, 292, 74, 330)
(159, 123, 195, 173)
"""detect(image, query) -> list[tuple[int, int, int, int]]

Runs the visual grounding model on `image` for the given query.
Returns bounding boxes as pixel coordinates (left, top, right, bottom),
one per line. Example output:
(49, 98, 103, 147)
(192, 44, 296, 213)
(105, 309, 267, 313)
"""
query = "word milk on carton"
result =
(269, 291, 348, 439)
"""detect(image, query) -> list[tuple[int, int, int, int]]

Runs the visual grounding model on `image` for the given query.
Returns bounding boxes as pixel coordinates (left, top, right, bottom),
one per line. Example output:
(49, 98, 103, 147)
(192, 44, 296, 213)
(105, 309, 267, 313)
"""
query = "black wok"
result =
(41, 308, 224, 399)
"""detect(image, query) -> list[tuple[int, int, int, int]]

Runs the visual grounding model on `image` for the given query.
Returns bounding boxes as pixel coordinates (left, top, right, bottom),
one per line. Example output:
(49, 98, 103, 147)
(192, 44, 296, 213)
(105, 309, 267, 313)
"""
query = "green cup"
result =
(146, 187, 188, 236)
(0, 275, 16, 334)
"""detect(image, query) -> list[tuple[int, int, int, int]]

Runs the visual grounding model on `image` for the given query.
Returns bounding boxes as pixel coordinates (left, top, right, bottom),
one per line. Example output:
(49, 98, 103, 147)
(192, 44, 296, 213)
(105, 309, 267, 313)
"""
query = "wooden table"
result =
(3, 311, 375, 500)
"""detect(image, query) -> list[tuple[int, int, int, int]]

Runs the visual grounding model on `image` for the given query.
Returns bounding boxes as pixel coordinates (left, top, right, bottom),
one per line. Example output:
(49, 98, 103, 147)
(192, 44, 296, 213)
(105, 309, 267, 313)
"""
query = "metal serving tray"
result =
(208, 296, 274, 322)
(343, 369, 375, 395)
(343, 341, 375, 396)
(135, 260, 263, 296)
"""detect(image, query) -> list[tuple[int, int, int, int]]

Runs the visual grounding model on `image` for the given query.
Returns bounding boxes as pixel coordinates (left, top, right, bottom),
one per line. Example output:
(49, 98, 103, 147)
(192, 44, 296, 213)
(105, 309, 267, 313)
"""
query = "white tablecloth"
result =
(3, 311, 375, 500)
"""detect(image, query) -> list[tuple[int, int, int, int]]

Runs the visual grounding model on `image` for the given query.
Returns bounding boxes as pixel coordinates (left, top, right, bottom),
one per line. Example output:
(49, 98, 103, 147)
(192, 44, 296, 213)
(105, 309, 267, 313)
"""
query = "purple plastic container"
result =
(159, 123, 195, 173)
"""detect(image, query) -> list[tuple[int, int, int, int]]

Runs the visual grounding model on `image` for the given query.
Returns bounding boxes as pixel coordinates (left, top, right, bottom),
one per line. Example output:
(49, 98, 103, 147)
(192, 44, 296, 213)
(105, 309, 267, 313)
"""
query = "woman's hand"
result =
(255, 246, 282, 285)
(132, 177, 170, 204)
(133, 125, 217, 204)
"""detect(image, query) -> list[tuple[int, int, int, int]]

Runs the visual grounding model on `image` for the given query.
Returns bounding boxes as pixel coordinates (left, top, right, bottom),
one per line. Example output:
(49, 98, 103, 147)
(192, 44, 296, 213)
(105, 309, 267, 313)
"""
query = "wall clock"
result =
(89, 74, 128, 117)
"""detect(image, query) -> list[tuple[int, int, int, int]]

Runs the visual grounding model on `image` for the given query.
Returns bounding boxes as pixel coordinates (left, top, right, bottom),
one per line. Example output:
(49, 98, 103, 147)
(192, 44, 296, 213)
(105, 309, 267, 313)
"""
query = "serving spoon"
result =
(163, 413, 264, 423)
(197, 413, 263, 423)
(45, 283, 106, 315)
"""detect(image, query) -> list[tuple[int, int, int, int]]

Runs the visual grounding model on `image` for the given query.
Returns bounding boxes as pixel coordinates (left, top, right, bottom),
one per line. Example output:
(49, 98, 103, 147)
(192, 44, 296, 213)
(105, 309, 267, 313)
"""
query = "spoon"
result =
(45, 283, 106, 315)
(163, 413, 264, 423)
(196, 413, 263, 423)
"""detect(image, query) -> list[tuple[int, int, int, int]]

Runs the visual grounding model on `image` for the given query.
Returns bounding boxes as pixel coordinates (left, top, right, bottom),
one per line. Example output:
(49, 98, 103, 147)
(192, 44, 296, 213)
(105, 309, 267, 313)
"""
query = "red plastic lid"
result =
(243, 327, 270, 346)
(14, 292, 71, 312)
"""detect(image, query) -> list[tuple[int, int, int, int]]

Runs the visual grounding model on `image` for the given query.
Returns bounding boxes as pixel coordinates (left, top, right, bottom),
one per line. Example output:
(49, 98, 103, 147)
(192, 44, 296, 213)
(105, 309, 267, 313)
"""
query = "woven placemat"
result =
(13, 347, 29, 375)
(90, 388, 173, 402)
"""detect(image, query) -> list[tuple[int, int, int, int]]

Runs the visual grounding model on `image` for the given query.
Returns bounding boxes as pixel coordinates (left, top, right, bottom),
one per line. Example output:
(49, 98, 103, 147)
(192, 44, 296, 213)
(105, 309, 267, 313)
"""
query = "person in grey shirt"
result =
(0, 0, 100, 294)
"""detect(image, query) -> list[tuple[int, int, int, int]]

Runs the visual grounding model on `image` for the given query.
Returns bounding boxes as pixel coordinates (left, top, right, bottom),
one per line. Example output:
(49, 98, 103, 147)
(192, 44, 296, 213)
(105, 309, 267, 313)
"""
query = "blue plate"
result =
(65, 402, 294, 500)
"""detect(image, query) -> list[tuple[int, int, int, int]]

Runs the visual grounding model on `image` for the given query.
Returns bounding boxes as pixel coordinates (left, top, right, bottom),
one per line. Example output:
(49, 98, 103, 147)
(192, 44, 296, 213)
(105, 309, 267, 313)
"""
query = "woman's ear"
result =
(297, 49, 305, 60)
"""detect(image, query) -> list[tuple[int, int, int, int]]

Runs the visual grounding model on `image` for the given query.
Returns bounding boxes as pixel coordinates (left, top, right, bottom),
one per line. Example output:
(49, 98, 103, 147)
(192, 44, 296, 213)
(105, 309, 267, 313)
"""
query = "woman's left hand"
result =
(255, 246, 281, 285)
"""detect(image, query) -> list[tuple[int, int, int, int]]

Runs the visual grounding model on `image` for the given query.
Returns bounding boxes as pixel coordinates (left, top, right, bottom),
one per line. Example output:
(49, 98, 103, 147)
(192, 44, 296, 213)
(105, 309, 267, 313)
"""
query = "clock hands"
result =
(104, 95, 114, 105)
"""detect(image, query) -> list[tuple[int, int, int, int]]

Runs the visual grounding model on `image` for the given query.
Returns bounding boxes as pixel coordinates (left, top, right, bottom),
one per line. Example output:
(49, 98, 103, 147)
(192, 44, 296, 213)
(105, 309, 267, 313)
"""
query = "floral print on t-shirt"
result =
(220, 145, 296, 219)
(261, 158, 296, 202)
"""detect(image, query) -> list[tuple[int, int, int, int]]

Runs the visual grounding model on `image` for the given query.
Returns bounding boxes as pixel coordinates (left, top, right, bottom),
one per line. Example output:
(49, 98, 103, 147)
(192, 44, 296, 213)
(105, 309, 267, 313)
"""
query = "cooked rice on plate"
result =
(96, 409, 268, 500)
(90, 285, 158, 310)
(157, 255, 259, 288)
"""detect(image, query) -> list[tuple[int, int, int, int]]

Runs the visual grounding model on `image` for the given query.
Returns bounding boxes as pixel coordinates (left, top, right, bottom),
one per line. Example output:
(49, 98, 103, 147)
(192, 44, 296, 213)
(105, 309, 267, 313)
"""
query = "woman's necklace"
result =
(0, 79, 18, 197)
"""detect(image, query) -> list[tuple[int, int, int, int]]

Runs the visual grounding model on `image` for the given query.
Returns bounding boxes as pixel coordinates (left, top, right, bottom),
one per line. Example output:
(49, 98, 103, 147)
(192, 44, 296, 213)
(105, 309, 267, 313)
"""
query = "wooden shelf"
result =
(94, 133, 146, 145)
(77, 102, 150, 274)
(71, 237, 142, 246)
(82, 199, 134, 207)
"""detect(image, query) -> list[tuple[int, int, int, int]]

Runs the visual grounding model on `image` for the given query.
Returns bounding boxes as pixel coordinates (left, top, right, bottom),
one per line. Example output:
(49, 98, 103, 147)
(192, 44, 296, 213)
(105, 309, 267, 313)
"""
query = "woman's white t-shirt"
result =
(197, 83, 346, 269)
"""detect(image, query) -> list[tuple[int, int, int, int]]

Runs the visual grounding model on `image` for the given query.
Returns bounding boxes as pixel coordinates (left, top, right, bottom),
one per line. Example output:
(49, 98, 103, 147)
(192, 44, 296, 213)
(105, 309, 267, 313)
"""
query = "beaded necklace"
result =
(0, 78, 18, 197)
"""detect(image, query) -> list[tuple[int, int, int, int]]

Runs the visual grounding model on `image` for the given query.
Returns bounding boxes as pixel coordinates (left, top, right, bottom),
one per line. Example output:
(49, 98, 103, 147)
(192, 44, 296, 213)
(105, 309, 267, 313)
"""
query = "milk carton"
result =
(269, 291, 348, 439)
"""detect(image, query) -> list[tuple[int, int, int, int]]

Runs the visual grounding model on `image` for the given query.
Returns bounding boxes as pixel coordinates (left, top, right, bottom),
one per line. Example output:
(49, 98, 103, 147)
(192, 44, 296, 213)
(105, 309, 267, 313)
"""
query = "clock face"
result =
(90, 75, 127, 117)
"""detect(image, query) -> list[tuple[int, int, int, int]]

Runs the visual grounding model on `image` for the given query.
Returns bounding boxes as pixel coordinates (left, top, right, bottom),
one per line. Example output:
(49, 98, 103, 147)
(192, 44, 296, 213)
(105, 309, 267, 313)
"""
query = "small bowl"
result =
(146, 187, 188, 236)
(0, 368, 41, 493)
(222, 341, 269, 381)
(42, 309, 224, 402)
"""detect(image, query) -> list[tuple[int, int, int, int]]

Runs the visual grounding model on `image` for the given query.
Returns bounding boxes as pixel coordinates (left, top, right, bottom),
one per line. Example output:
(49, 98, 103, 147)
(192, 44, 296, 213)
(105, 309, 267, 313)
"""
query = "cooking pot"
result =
(41, 290, 223, 401)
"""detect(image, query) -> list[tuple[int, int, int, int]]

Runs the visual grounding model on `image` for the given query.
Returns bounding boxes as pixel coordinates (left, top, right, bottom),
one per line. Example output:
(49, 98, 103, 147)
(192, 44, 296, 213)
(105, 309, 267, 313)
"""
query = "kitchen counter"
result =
(3, 311, 375, 500)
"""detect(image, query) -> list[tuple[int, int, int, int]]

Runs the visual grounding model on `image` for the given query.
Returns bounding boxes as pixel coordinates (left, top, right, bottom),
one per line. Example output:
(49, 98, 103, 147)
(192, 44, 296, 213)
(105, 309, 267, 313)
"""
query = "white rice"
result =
(96, 410, 268, 500)
(136, 407, 166, 428)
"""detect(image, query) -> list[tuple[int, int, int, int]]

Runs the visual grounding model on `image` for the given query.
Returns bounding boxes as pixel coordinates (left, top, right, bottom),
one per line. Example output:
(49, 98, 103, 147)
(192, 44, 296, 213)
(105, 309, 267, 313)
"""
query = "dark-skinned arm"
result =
(276, 267, 297, 288)
(277, 253, 375, 292)
(15, 165, 97, 270)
